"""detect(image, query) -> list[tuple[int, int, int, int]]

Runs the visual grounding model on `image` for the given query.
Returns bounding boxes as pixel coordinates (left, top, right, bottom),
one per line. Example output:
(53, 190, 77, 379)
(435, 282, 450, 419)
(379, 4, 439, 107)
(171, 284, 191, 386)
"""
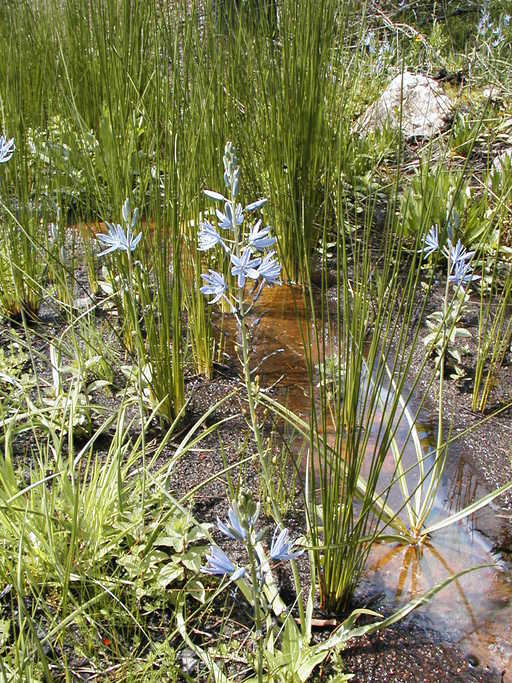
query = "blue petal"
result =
(245, 198, 267, 213)
(231, 567, 246, 581)
(204, 189, 227, 201)
(217, 516, 237, 540)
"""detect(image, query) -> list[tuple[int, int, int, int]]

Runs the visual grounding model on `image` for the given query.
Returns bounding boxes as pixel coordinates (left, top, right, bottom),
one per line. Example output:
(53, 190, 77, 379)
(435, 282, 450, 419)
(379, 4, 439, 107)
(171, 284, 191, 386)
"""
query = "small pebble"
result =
(179, 647, 198, 675)
(467, 653, 480, 667)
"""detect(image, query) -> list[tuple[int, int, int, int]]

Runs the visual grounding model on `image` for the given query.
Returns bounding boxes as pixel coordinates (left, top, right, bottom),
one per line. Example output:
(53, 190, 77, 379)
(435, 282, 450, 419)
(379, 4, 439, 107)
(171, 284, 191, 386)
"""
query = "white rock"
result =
(355, 70, 452, 139)
(482, 85, 502, 102)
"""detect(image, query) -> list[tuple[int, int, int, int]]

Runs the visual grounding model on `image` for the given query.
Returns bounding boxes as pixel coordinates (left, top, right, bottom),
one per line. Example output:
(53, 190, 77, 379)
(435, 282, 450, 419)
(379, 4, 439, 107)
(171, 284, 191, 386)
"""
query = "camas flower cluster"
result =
(201, 502, 303, 583)
(97, 198, 142, 257)
(199, 142, 281, 315)
(422, 225, 479, 288)
(477, 2, 510, 48)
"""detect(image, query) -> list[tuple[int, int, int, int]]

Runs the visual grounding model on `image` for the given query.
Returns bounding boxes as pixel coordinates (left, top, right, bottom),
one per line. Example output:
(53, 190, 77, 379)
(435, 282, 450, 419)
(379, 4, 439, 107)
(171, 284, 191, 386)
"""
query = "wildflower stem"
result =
(436, 259, 450, 461)
(127, 249, 147, 516)
(228, 183, 306, 631)
(246, 540, 264, 683)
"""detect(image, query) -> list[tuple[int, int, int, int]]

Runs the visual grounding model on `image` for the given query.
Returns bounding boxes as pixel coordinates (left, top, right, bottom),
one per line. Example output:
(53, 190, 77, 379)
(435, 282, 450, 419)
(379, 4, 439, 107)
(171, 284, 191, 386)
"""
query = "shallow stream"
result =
(225, 283, 512, 678)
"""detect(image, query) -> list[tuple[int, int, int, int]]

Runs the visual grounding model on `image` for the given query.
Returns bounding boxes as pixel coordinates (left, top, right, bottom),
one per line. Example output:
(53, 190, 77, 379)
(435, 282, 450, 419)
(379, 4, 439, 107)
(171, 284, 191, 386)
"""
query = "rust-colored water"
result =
(226, 284, 512, 678)
(219, 283, 320, 415)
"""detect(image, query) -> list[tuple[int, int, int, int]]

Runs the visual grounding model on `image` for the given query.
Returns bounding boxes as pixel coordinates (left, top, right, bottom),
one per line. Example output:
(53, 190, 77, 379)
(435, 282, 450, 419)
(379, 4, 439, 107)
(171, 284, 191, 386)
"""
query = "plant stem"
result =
(229, 193, 306, 632)
(246, 539, 264, 683)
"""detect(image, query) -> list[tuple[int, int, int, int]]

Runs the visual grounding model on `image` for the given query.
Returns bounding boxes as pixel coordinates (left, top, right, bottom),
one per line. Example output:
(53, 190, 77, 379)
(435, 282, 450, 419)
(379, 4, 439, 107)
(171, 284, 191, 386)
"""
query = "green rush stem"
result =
(436, 262, 450, 466)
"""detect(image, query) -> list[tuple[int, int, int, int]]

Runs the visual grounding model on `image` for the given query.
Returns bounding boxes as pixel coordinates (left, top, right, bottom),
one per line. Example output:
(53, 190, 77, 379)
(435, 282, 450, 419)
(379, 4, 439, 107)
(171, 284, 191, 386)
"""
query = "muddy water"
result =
(225, 284, 512, 678)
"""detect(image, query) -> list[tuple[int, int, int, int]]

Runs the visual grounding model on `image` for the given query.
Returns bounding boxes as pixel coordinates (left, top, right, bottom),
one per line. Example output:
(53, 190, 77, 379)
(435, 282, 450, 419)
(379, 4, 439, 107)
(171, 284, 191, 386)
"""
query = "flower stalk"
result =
(416, 228, 480, 538)
(202, 498, 304, 682)
(199, 143, 305, 632)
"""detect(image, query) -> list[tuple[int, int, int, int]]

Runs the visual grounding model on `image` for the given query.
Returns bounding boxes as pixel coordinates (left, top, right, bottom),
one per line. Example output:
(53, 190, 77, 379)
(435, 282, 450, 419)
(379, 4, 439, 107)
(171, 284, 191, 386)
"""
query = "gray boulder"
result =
(355, 70, 452, 139)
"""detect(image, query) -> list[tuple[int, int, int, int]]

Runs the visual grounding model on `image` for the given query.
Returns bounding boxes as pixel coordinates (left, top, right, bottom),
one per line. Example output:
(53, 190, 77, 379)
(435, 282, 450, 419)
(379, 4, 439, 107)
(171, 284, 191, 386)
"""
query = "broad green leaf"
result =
(173, 547, 206, 572)
(157, 563, 183, 588)
(186, 579, 206, 604)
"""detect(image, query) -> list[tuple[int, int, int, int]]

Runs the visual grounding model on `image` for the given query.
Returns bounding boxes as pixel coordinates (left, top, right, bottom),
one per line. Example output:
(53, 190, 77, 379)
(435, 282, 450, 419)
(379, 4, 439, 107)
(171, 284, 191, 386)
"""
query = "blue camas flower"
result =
(422, 230, 479, 288)
(364, 31, 377, 55)
(252, 251, 281, 286)
(441, 238, 478, 287)
(270, 527, 304, 562)
(200, 270, 227, 304)
(201, 546, 246, 580)
(217, 505, 247, 541)
(217, 202, 244, 230)
(0, 135, 15, 164)
(200, 141, 283, 312)
(217, 503, 259, 541)
(97, 221, 142, 257)
(448, 259, 479, 287)
(443, 239, 474, 269)
(198, 221, 227, 252)
(231, 247, 261, 288)
(248, 220, 276, 251)
(422, 226, 439, 258)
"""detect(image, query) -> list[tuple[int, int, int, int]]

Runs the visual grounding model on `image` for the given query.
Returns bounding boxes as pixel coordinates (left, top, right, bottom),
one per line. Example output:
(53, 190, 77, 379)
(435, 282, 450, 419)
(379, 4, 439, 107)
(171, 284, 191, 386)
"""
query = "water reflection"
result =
(221, 284, 512, 675)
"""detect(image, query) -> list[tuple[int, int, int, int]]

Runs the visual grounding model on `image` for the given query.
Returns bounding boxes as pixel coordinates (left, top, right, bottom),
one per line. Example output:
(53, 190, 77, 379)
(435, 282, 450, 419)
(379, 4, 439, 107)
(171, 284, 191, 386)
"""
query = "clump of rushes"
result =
(472, 253, 512, 413)
(97, 198, 184, 423)
(0, 133, 43, 319)
(366, 218, 512, 551)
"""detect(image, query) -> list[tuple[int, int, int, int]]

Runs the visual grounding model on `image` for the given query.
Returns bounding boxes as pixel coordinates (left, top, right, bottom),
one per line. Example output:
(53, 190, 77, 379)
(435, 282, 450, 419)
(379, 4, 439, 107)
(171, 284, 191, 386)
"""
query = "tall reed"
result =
(242, 0, 347, 282)
(301, 164, 434, 611)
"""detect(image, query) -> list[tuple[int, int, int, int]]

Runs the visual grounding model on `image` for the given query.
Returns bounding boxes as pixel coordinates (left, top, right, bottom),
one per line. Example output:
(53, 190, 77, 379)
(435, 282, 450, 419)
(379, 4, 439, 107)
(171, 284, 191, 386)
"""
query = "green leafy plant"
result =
(115, 508, 210, 610)
(401, 164, 490, 250)
(24, 341, 107, 438)
(68, 313, 118, 386)
(449, 111, 481, 157)
(0, 396, 220, 675)
(26, 114, 100, 211)
(423, 287, 472, 380)
(0, 333, 35, 426)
